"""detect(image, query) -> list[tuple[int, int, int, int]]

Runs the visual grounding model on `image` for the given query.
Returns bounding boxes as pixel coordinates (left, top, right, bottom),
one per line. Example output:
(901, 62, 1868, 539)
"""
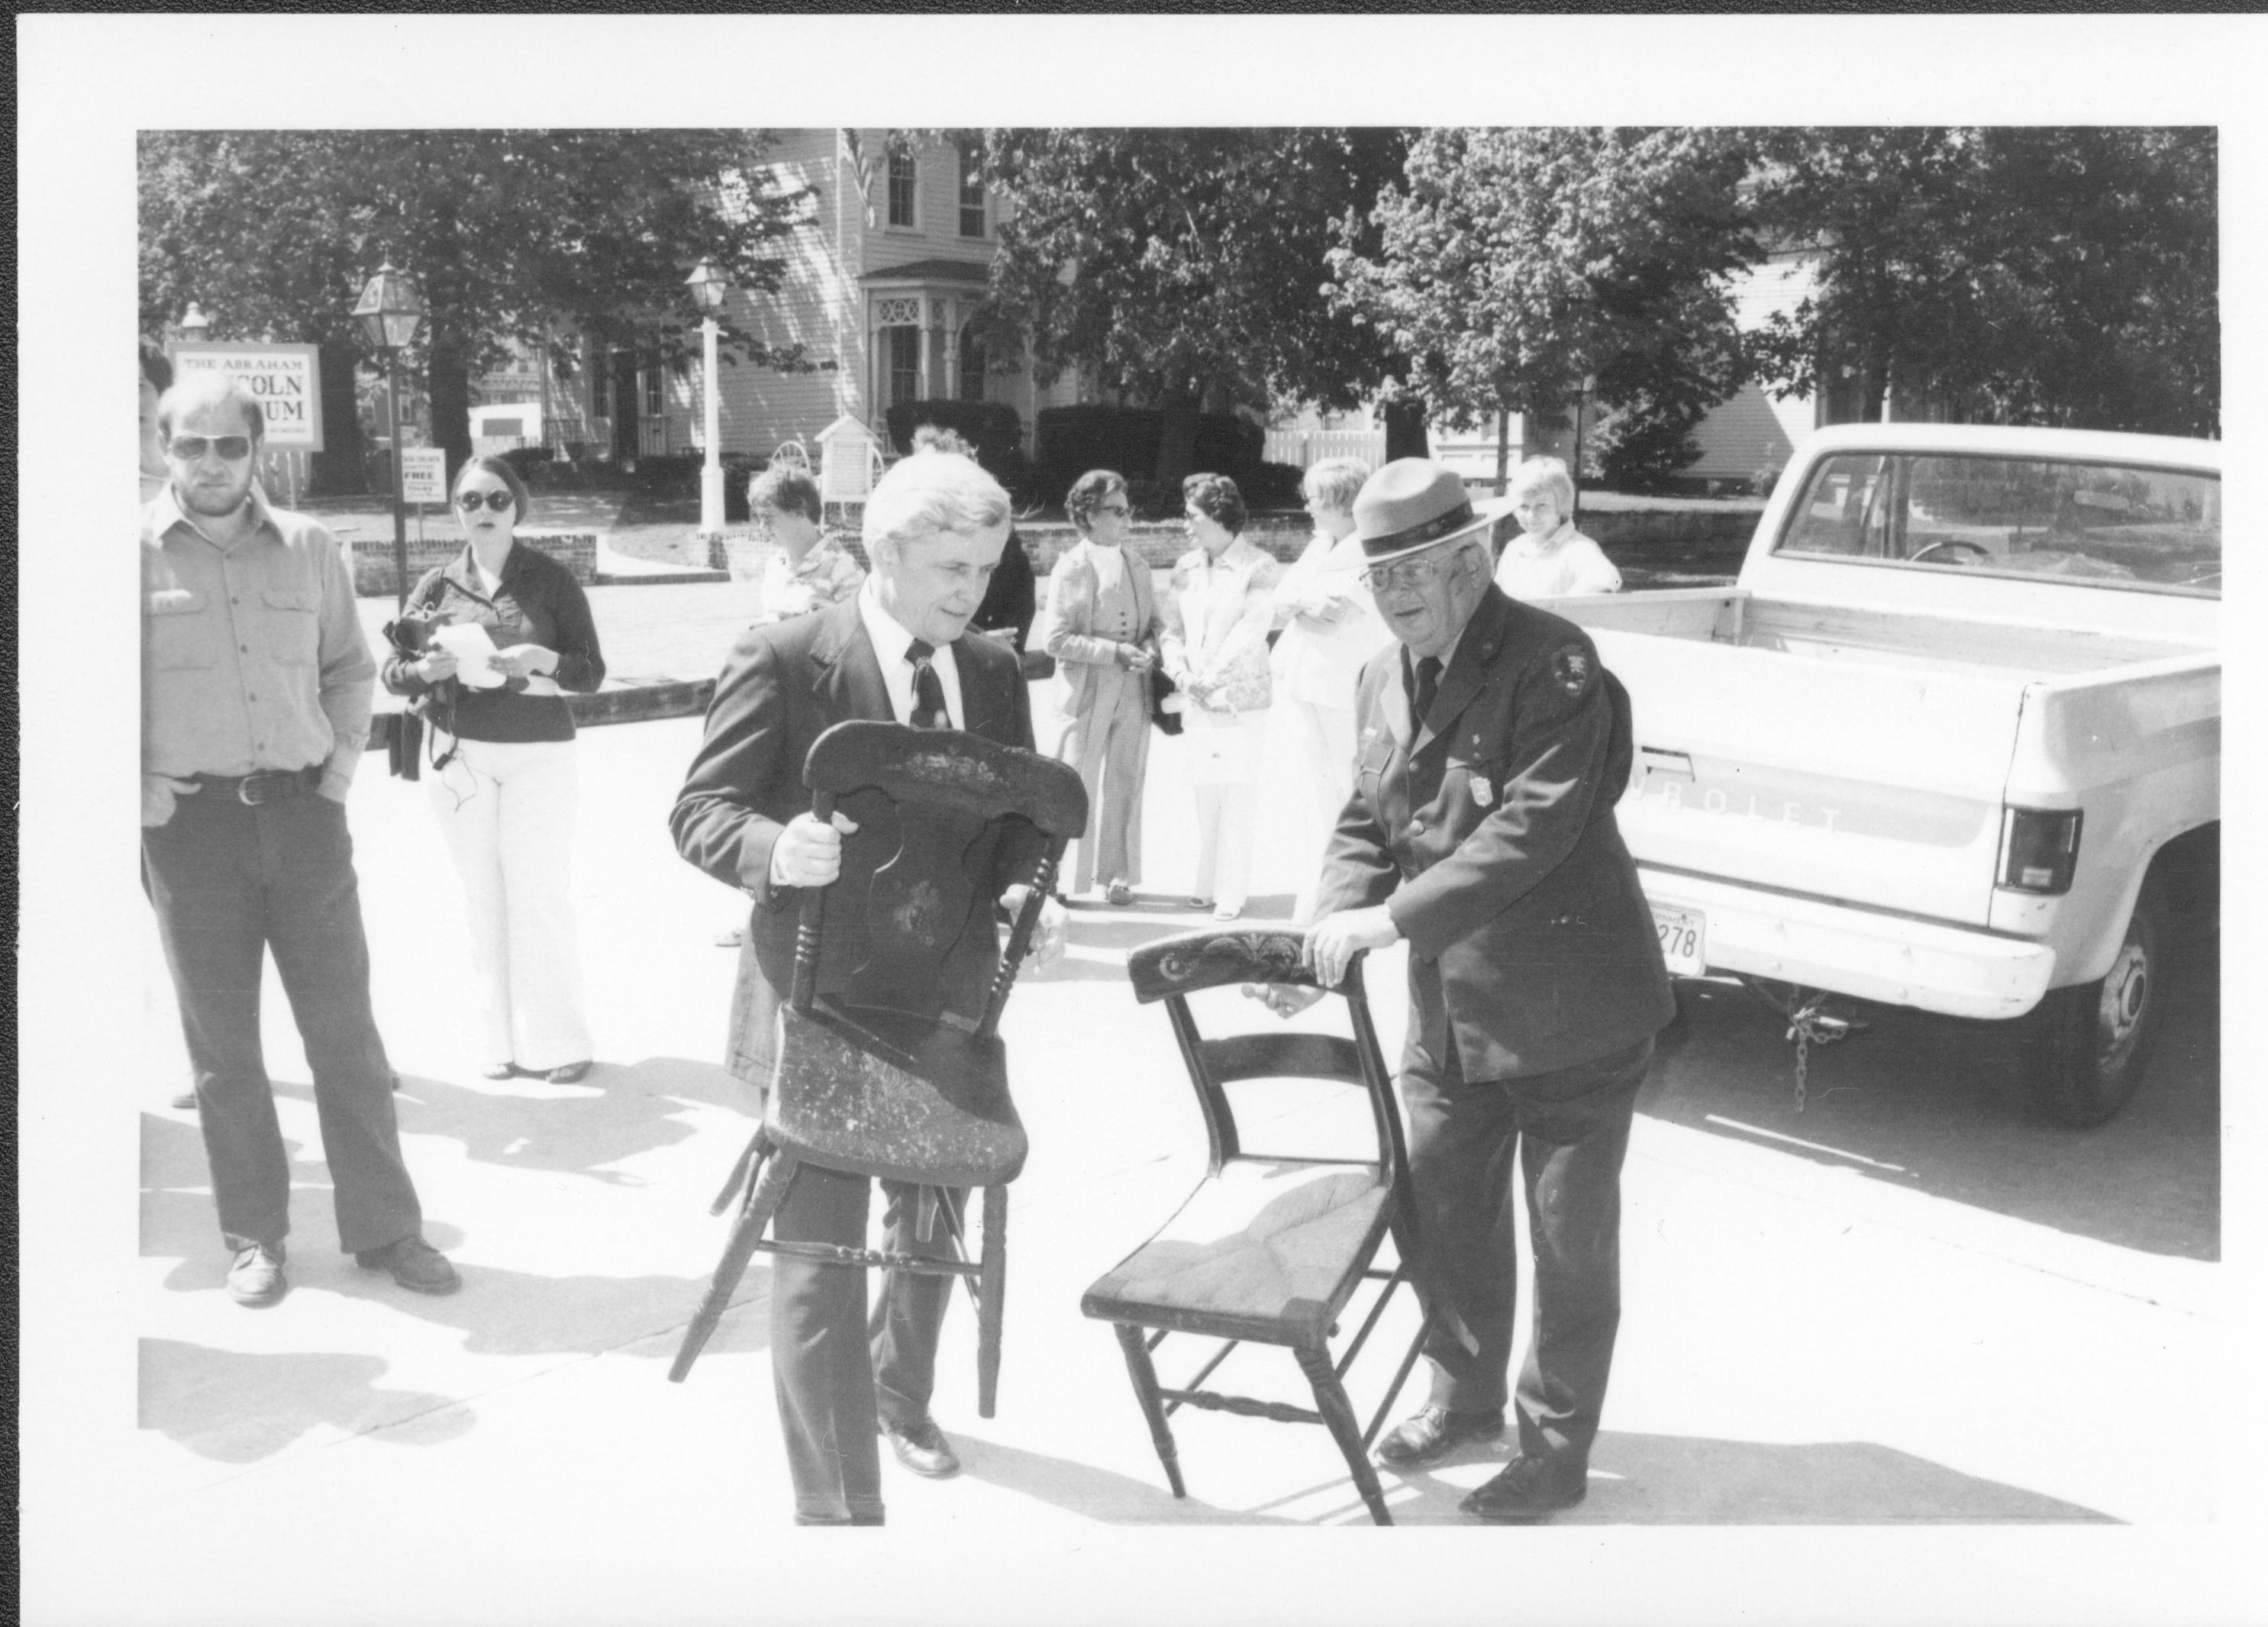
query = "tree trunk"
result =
(427, 336, 474, 485)
(1382, 397, 1429, 463)
(1154, 384, 1202, 489)
(307, 337, 369, 497)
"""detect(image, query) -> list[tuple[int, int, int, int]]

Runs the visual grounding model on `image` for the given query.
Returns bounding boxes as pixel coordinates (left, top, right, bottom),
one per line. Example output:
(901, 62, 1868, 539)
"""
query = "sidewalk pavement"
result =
(100, 695, 2230, 1625)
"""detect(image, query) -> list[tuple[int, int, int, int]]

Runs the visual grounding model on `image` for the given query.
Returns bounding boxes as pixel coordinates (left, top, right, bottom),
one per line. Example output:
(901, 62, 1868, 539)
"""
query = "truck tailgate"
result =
(1592, 627, 2025, 927)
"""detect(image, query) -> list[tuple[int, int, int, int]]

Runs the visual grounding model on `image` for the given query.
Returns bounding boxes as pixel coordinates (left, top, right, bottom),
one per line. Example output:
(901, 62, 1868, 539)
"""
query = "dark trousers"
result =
(770, 1161, 960, 1523)
(141, 786, 422, 1256)
(1402, 1031, 1653, 1467)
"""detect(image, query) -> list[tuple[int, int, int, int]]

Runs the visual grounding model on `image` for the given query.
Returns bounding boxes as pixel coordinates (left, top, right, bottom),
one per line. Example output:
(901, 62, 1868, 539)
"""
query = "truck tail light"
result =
(1999, 807, 2082, 895)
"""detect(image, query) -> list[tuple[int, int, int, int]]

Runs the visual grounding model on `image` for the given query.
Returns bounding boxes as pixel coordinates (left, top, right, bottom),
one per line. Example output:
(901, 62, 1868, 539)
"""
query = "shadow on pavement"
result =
(953, 1435, 1311, 1525)
(366, 1054, 754, 1186)
(1638, 935, 2219, 1261)
(138, 1338, 478, 1462)
(1371, 1429, 2113, 1525)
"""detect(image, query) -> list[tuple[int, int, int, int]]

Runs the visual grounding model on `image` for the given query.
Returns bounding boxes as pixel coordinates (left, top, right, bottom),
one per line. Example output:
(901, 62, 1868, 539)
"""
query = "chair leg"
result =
(1112, 1323, 1186, 1499)
(669, 1151, 798, 1383)
(976, 1184, 1008, 1419)
(1295, 1342, 1393, 1526)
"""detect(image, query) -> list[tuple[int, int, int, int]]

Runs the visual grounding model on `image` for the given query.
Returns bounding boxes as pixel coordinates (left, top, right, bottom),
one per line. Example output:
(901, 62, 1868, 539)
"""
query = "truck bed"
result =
(1560, 589, 2205, 676)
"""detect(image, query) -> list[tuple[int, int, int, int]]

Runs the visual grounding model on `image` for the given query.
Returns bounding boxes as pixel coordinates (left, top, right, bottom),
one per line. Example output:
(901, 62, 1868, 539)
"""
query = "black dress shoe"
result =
(544, 1060, 593, 1084)
(881, 1416, 962, 1479)
(355, 1235, 463, 1295)
(1373, 1403, 1505, 1468)
(1459, 1454, 1588, 1522)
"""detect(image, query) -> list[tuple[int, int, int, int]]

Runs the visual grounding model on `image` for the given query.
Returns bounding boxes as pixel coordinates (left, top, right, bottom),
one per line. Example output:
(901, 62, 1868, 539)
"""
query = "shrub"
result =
(1591, 394, 1706, 492)
(883, 399, 1024, 472)
(1241, 460, 1308, 511)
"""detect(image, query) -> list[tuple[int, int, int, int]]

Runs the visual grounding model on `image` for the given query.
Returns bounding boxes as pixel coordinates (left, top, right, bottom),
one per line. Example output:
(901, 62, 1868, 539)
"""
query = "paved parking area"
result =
(40, 694, 2243, 1623)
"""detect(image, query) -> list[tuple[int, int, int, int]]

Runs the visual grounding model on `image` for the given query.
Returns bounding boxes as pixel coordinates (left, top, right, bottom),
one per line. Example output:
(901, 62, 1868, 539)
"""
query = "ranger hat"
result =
(1353, 458, 1495, 567)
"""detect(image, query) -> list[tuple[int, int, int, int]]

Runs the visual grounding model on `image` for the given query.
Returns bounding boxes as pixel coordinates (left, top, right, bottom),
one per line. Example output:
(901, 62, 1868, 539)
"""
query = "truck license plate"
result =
(1653, 905, 1705, 976)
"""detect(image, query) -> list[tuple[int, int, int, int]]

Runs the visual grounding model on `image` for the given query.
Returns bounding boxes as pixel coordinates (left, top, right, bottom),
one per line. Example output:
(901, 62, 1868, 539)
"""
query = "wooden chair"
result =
(669, 720, 1088, 1417)
(1082, 928, 1470, 1525)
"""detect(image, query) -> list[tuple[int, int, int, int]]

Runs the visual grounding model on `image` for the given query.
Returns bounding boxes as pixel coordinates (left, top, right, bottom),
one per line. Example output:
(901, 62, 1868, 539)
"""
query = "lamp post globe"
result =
(179, 302, 211, 344)
(686, 257, 732, 539)
(353, 260, 427, 610)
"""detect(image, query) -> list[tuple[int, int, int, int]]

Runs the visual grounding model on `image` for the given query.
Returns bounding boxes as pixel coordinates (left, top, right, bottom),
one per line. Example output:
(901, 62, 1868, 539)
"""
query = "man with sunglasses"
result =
(142, 373, 458, 1309)
(1255, 458, 1673, 1522)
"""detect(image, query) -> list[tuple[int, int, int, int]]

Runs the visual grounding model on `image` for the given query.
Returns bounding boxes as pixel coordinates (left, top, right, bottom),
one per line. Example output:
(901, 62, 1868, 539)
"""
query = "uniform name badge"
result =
(1470, 775, 1495, 808)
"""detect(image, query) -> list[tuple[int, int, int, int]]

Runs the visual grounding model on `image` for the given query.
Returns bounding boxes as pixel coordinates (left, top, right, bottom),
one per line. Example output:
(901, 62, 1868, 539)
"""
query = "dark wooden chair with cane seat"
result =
(669, 719, 1088, 1417)
(1082, 928, 1470, 1525)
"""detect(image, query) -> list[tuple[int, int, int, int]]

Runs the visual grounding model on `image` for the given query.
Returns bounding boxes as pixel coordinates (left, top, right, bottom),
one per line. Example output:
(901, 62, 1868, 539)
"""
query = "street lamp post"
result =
(1570, 373, 1598, 531)
(686, 256, 731, 540)
(351, 261, 427, 612)
(179, 302, 211, 344)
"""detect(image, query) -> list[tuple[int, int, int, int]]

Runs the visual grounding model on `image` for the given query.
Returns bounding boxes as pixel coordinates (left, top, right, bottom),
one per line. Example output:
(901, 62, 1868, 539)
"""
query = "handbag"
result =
(1148, 662, 1184, 737)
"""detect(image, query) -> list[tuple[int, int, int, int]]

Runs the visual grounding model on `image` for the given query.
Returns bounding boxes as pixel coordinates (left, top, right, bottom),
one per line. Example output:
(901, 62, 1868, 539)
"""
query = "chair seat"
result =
(767, 1000, 1028, 1188)
(1082, 1159, 1389, 1347)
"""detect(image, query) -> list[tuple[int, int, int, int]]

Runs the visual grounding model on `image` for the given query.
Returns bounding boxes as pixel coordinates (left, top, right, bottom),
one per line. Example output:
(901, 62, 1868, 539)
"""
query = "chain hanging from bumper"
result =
(1743, 981, 1869, 1112)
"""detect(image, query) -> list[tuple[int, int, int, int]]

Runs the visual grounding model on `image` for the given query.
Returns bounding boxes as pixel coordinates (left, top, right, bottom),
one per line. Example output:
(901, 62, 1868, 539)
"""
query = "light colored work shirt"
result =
(1493, 519, 1623, 598)
(141, 484, 374, 799)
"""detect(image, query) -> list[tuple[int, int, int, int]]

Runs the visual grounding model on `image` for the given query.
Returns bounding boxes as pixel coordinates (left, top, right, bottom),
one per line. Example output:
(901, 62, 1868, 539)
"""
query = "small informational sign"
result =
(169, 343, 324, 451)
(400, 447, 447, 505)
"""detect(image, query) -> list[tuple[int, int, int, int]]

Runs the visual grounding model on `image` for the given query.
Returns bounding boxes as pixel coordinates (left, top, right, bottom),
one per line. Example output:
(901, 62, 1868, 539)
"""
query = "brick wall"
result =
(352, 531, 598, 597)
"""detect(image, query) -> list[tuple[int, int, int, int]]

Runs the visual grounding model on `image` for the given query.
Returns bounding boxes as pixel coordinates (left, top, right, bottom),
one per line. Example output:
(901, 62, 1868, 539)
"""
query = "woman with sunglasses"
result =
(382, 456, 606, 1084)
(1044, 469, 1159, 905)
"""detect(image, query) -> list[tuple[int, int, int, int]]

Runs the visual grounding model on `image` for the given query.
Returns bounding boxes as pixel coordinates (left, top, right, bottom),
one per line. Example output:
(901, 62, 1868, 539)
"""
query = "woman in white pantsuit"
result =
(1160, 474, 1281, 921)
(1269, 457, 1390, 922)
(1045, 469, 1158, 903)
(383, 456, 606, 1084)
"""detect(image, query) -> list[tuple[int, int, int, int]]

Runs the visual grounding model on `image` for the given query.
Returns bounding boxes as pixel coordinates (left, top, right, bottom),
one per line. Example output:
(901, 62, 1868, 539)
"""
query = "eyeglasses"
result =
(456, 489, 516, 512)
(169, 435, 254, 462)
(1360, 554, 1460, 594)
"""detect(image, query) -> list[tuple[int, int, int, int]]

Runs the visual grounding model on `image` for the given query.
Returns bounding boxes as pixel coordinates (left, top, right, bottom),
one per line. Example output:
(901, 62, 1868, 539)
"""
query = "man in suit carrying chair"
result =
(672, 450, 1066, 1525)
(1256, 459, 1675, 1522)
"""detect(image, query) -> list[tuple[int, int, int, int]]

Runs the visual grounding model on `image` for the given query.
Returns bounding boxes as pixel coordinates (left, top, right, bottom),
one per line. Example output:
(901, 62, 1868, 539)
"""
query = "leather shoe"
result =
(227, 1242, 288, 1307)
(171, 1087, 200, 1111)
(355, 1235, 462, 1295)
(881, 1416, 962, 1479)
(1373, 1404, 1505, 1468)
(1105, 880, 1134, 906)
(480, 1063, 518, 1081)
(545, 1060, 592, 1084)
(714, 927, 745, 948)
(1459, 1454, 1588, 1522)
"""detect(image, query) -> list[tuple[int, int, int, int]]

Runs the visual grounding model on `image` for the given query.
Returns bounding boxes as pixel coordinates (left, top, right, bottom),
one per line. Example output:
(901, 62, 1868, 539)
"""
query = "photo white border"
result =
(20, 12, 2265, 1624)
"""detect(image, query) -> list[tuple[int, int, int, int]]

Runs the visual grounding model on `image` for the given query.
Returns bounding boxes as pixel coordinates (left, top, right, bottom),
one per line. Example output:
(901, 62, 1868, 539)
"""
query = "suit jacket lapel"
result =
(1414, 587, 1511, 756)
(811, 596, 891, 721)
(953, 635, 1014, 740)
(1381, 650, 1415, 748)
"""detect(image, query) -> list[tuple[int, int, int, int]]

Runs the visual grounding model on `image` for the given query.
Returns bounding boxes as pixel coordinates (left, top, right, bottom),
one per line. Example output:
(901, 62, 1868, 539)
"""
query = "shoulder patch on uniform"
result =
(1548, 644, 1593, 696)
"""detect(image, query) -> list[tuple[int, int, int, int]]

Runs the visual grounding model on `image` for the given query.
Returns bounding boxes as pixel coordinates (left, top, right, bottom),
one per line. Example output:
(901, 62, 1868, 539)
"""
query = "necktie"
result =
(906, 638, 950, 730)
(1410, 654, 1443, 725)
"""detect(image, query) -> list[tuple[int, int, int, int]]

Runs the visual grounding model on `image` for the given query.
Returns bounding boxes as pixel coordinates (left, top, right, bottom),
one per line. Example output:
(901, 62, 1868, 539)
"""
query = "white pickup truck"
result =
(1556, 423, 2219, 1125)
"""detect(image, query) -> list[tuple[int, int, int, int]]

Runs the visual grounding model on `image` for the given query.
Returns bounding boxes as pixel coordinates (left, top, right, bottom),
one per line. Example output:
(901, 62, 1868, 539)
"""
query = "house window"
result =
(958, 141, 986, 237)
(591, 365, 609, 418)
(643, 360, 663, 418)
(886, 141, 916, 228)
(888, 326, 921, 407)
(957, 326, 985, 403)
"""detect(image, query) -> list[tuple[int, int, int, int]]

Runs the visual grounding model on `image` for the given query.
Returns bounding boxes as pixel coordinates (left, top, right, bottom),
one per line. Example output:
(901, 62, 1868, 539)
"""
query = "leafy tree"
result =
(139, 131, 812, 492)
(1747, 128, 2217, 437)
(969, 128, 1421, 486)
(1331, 128, 1760, 489)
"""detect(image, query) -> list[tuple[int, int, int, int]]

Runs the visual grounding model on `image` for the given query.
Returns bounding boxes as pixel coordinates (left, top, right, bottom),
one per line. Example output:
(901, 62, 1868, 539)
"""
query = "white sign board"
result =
(169, 343, 325, 451)
(399, 447, 447, 505)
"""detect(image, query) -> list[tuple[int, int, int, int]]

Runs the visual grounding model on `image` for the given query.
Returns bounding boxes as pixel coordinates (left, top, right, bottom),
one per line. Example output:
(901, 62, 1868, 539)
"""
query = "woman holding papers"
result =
(382, 455, 607, 1084)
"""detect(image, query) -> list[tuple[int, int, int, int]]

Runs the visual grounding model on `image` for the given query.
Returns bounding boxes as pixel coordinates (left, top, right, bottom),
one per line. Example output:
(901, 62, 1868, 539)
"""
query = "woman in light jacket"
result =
(1269, 457, 1389, 922)
(1160, 473, 1282, 921)
(1492, 455, 1623, 599)
(1044, 469, 1158, 905)
(383, 456, 605, 1083)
